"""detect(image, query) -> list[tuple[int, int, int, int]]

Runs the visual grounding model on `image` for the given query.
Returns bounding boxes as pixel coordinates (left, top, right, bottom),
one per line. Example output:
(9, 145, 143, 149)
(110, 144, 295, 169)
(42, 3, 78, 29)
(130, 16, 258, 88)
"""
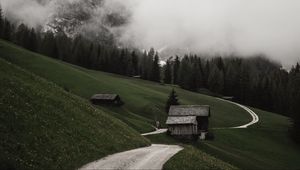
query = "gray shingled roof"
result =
(91, 94, 118, 100)
(166, 116, 197, 125)
(169, 105, 210, 116)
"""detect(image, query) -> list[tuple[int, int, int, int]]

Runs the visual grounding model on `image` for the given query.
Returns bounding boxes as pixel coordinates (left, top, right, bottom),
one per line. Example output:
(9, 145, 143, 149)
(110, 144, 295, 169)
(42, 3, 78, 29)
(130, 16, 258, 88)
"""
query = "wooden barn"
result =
(90, 94, 124, 106)
(166, 105, 210, 139)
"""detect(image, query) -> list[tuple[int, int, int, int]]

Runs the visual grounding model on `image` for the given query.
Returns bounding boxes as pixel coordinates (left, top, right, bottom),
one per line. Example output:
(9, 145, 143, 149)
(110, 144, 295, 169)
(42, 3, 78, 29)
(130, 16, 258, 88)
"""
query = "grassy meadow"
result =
(0, 39, 251, 131)
(0, 58, 150, 169)
(1, 39, 300, 170)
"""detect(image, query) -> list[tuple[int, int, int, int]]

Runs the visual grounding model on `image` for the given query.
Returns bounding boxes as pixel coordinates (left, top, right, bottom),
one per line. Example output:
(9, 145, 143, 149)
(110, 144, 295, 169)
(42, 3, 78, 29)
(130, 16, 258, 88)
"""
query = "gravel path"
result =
(216, 98, 259, 129)
(79, 144, 183, 170)
(79, 99, 259, 169)
(141, 128, 168, 136)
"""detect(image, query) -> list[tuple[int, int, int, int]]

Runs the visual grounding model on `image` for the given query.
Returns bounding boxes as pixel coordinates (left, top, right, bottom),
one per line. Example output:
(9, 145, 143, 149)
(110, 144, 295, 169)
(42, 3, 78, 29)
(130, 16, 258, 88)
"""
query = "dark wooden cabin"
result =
(90, 94, 124, 106)
(166, 105, 210, 139)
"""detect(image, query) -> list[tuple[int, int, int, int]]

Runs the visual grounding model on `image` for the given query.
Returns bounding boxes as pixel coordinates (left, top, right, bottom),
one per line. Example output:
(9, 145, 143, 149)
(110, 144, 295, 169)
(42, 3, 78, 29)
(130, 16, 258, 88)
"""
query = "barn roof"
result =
(169, 105, 210, 117)
(91, 94, 118, 100)
(166, 116, 197, 125)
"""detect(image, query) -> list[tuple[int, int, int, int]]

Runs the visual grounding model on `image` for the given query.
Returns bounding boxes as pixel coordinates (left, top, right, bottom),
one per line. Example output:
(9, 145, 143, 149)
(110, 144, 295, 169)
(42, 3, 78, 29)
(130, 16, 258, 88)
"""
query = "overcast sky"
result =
(1, 0, 300, 66)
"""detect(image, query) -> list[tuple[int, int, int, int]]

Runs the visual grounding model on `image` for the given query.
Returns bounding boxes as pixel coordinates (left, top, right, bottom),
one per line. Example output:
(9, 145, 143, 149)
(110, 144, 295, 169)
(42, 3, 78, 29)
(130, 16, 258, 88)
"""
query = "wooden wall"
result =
(168, 124, 198, 135)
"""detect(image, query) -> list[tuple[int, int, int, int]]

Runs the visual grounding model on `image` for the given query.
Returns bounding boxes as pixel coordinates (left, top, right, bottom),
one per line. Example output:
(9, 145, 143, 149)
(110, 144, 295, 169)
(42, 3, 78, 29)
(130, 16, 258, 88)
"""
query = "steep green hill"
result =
(1, 39, 300, 170)
(0, 58, 149, 170)
(0, 39, 251, 132)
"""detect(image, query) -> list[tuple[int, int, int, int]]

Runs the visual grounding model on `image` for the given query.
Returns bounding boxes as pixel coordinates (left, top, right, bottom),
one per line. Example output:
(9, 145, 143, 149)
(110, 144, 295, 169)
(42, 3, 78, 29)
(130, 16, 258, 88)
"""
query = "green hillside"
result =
(0, 58, 149, 170)
(147, 109, 300, 170)
(1, 39, 300, 170)
(198, 108, 300, 170)
(0, 39, 251, 132)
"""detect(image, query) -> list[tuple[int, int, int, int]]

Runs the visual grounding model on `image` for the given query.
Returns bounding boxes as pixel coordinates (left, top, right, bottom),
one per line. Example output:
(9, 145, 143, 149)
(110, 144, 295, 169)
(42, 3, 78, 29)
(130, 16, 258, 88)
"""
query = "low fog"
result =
(1, 0, 300, 66)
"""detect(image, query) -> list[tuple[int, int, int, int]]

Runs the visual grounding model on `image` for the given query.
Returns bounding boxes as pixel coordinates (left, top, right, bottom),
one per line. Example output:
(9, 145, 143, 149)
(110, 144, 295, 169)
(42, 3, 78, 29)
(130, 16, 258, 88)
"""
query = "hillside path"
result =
(216, 98, 259, 129)
(79, 144, 183, 170)
(141, 128, 167, 136)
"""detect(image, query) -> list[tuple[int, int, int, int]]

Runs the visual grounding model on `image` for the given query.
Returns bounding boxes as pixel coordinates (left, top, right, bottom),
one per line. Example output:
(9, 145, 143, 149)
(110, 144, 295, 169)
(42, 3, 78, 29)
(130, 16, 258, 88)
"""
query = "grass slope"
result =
(164, 145, 238, 170)
(0, 39, 250, 131)
(147, 108, 300, 170)
(146, 134, 238, 170)
(199, 108, 300, 170)
(0, 58, 149, 170)
(2, 40, 299, 169)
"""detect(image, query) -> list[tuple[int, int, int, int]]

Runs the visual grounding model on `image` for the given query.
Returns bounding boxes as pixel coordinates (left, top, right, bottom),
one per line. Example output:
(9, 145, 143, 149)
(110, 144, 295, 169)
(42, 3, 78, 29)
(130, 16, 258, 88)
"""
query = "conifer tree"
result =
(41, 31, 58, 58)
(0, 4, 3, 37)
(141, 51, 148, 79)
(290, 62, 300, 143)
(173, 56, 180, 84)
(165, 89, 180, 113)
(178, 56, 192, 89)
(164, 59, 172, 84)
(208, 64, 224, 94)
(28, 28, 37, 51)
(131, 51, 139, 75)
(3, 19, 12, 40)
(151, 52, 161, 82)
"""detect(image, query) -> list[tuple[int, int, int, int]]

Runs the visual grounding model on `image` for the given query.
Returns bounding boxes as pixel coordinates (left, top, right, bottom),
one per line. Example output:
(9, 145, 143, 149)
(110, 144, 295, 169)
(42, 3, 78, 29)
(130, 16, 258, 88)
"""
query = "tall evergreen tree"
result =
(173, 56, 180, 84)
(28, 28, 37, 51)
(203, 60, 210, 88)
(165, 89, 180, 113)
(208, 64, 224, 94)
(55, 32, 72, 62)
(224, 62, 239, 96)
(131, 51, 139, 75)
(41, 31, 58, 58)
(3, 19, 12, 40)
(147, 48, 155, 79)
(151, 52, 161, 82)
(237, 62, 250, 103)
(164, 59, 172, 84)
(290, 62, 300, 143)
(178, 56, 192, 89)
(190, 60, 202, 91)
(0, 4, 3, 37)
(141, 51, 149, 79)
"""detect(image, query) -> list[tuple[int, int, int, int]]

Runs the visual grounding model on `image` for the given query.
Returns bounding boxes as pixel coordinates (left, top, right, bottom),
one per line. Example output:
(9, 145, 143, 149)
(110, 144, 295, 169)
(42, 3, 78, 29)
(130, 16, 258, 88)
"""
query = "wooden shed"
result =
(166, 105, 210, 139)
(90, 94, 124, 106)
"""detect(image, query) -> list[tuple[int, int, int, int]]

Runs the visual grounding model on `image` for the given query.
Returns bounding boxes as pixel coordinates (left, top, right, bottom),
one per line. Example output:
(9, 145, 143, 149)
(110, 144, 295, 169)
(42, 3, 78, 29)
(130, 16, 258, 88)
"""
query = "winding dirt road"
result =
(79, 99, 259, 170)
(216, 98, 259, 129)
(141, 128, 167, 136)
(79, 144, 183, 170)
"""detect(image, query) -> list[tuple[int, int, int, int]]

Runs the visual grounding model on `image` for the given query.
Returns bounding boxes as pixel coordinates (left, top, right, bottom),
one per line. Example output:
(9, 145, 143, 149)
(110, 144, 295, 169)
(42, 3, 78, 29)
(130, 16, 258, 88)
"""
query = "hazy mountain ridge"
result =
(42, 0, 128, 44)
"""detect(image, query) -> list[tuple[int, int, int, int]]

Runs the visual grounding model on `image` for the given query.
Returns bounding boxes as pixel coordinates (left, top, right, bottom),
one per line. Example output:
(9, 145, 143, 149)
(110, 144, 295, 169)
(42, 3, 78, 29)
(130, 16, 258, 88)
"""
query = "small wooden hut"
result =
(90, 94, 123, 106)
(166, 105, 210, 139)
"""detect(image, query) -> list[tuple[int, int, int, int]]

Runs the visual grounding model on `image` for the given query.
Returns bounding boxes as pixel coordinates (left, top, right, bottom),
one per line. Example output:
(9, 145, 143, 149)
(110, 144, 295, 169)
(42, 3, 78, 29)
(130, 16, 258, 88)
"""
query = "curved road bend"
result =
(79, 144, 183, 170)
(215, 98, 259, 129)
(80, 99, 259, 169)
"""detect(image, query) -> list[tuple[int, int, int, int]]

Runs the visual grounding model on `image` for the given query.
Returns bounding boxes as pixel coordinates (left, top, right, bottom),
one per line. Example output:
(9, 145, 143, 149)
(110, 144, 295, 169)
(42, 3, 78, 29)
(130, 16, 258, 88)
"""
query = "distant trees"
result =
(208, 64, 224, 94)
(151, 53, 161, 82)
(0, 4, 3, 37)
(289, 63, 300, 143)
(160, 54, 299, 119)
(163, 59, 172, 84)
(165, 89, 180, 113)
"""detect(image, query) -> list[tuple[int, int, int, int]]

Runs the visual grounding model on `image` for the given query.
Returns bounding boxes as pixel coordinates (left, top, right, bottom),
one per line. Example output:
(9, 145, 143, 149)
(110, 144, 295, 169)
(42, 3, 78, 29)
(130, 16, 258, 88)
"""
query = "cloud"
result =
(117, 0, 300, 66)
(1, 0, 300, 66)
(1, 0, 54, 27)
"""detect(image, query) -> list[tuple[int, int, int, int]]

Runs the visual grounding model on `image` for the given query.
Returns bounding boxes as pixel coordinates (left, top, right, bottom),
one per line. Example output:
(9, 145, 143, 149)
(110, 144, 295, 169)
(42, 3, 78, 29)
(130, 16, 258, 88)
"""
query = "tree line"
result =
(0, 7, 161, 81)
(163, 55, 300, 142)
(0, 6, 299, 143)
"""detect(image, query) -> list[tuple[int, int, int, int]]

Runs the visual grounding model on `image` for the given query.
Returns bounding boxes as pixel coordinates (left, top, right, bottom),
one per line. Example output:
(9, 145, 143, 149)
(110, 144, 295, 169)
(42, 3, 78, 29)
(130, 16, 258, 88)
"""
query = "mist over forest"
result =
(1, 1, 300, 169)
(2, 0, 300, 67)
